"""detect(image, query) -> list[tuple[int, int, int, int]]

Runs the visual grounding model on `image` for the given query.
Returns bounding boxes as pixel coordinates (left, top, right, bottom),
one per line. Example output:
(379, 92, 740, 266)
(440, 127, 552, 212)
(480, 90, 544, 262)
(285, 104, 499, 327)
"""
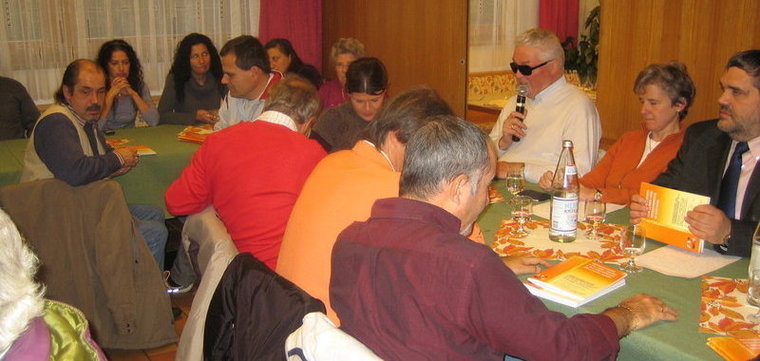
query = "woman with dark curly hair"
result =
(159, 33, 226, 125)
(264, 38, 322, 89)
(96, 39, 158, 130)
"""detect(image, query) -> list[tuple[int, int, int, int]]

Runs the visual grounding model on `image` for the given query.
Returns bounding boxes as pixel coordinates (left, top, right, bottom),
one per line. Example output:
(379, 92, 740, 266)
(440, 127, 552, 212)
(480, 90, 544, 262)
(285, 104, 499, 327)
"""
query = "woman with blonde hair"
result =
(319, 38, 365, 109)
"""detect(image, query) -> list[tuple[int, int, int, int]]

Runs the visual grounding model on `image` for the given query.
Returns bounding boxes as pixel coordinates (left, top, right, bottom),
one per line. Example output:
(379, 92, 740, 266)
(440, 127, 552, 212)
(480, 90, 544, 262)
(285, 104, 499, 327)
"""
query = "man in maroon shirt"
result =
(330, 115, 678, 361)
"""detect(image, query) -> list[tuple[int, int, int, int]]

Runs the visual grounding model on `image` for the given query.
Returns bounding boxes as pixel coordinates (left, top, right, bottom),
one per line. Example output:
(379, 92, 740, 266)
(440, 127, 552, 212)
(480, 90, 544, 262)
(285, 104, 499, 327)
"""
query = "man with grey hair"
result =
(631, 49, 760, 257)
(331, 115, 677, 360)
(489, 28, 601, 183)
(165, 75, 326, 270)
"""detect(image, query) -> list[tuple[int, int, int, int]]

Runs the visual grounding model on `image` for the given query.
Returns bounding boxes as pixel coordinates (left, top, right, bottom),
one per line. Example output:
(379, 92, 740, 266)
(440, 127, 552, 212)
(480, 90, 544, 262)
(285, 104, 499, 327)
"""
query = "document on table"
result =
(636, 245, 741, 278)
(532, 201, 625, 220)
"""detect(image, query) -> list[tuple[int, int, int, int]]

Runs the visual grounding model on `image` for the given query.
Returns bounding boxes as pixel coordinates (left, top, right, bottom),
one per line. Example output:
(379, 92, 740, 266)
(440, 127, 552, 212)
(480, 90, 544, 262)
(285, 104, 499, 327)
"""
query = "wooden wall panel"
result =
(596, 0, 760, 141)
(322, 0, 468, 116)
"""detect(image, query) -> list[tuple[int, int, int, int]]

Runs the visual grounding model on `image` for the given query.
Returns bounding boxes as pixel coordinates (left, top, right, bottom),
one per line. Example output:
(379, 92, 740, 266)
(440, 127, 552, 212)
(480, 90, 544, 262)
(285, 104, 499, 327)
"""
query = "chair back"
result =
(204, 253, 326, 361)
(285, 312, 383, 361)
(176, 206, 238, 361)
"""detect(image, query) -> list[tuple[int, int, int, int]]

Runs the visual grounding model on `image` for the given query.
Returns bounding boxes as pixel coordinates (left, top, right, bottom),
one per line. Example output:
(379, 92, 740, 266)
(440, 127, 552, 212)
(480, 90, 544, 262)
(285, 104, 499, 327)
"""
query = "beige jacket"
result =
(0, 179, 177, 349)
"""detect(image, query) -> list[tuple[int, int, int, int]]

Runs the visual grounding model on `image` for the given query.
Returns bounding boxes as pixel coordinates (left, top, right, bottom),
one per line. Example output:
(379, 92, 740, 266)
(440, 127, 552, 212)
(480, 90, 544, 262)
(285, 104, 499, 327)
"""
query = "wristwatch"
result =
(715, 234, 731, 254)
(594, 190, 603, 201)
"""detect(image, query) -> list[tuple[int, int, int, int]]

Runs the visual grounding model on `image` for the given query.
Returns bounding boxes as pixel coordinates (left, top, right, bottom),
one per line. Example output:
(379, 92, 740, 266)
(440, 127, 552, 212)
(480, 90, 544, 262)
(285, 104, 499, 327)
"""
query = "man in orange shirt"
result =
(278, 87, 547, 323)
(277, 88, 453, 322)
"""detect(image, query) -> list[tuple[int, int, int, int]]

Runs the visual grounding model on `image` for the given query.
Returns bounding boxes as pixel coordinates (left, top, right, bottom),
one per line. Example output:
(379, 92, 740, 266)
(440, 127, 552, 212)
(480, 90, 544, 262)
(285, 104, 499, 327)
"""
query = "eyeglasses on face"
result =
(509, 60, 552, 76)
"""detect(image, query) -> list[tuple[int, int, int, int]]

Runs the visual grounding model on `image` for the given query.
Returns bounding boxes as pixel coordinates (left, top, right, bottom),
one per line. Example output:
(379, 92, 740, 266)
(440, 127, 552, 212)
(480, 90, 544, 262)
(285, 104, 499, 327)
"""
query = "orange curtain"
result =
(539, 0, 579, 43)
(259, 0, 323, 72)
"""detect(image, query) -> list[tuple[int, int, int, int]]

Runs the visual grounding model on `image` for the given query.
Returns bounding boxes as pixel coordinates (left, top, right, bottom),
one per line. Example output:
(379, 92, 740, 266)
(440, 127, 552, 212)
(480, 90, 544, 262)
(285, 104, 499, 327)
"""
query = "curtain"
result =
(0, 0, 261, 103)
(539, 0, 579, 44)
(468, 0, 539, 73)
(259, 0, 322, 73)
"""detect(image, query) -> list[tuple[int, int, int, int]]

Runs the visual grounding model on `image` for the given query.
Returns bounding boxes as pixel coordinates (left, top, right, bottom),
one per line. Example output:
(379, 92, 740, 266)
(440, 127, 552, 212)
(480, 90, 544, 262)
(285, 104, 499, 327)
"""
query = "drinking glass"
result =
(747, 224, 760, 323)
(620, 225, 646, 273)
(510, 196, 532, 237)
(583, 200, 606, 240)
(505, 163, 525, 197)
(748, 268, 760, 323)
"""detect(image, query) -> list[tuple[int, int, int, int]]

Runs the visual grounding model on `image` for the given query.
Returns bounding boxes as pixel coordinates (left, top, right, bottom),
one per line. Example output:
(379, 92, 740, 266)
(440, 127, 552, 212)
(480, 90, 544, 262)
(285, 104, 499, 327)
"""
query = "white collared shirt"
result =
(214, 73, 276, 131)
(256, 110, 298, 132)
(489, 76, 601, 183)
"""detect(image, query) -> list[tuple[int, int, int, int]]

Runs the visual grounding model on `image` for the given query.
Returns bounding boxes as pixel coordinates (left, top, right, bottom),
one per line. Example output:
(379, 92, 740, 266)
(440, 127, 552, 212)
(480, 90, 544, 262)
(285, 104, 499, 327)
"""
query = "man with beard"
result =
(631, 50, 760, 257)
(20, 59, 168, 272)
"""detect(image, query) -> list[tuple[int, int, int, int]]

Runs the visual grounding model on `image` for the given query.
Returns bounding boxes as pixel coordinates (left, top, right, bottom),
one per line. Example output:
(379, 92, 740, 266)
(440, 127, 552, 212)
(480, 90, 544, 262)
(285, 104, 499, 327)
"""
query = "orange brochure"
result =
(177, 124, 214, 144)
(707, 337, 760, 361)
(639, 183, 711, 253)
(118, 144, 157, 156)
(525, 256, 626, 308)
(106, 138, 157, 156)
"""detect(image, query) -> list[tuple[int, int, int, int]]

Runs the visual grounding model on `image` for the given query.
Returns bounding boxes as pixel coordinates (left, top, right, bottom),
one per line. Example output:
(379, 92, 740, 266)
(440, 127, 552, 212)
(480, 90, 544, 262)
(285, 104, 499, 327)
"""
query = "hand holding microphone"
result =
(511, 85, 528, 142)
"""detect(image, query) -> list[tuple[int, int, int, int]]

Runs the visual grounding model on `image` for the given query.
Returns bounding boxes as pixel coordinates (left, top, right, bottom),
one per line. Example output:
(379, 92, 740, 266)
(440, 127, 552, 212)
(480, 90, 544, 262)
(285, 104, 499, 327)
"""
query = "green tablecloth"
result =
(477, 182, 746, 361)
(0, 125, 199, 214)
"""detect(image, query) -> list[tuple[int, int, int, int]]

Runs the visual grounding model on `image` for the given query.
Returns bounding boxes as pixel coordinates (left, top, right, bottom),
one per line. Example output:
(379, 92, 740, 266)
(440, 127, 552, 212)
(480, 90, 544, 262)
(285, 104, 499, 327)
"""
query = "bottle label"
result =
(565, 165, 577, 176)
(551, 196, 578, 233)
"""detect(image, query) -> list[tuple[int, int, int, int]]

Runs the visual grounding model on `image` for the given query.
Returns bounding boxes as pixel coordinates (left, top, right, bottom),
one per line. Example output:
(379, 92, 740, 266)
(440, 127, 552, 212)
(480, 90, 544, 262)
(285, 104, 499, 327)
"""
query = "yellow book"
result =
(177, 124, 214, 144)
(117, 145, 157, 156)
(639, 182, 711, 253)
(526, 256, 627, 308)
(707, 337, 760, 361)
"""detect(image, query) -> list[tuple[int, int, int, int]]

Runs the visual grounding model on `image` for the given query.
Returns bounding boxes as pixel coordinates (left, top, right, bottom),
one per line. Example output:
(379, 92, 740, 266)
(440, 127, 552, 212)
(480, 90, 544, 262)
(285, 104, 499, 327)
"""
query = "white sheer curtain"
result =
(468, 0, 539, 73)
(0, 0, 260, 104)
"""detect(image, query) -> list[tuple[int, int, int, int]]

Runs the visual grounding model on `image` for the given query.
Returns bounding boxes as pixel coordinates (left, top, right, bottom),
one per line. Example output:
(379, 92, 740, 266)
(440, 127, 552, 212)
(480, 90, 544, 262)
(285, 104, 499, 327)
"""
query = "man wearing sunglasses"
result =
(489, 28, 601, 183)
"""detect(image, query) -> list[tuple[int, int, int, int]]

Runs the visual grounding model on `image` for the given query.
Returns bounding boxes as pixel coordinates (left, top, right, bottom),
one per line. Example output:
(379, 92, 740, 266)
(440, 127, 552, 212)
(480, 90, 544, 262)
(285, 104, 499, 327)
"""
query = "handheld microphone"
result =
(511, 85, 528, 142)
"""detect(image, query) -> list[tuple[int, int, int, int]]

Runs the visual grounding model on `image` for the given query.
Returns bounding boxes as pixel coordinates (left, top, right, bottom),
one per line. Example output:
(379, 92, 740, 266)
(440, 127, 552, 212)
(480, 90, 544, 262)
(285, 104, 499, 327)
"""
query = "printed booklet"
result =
(525, 256, 627, 308)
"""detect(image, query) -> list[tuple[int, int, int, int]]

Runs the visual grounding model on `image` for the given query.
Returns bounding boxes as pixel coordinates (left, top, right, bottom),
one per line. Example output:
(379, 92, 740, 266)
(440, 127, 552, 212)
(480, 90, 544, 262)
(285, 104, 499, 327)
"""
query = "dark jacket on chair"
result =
(0, 179, 177, 349)
(204, 253, 326, 361)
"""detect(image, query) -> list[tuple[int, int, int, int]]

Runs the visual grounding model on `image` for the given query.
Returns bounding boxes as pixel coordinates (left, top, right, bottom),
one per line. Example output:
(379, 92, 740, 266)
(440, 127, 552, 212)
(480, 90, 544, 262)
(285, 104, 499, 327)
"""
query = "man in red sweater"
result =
(165, 76, 326, 269)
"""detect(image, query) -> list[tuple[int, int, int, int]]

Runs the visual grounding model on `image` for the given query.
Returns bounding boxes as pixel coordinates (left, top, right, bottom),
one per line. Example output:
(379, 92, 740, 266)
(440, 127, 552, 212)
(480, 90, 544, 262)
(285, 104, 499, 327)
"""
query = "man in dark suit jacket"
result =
(631, 49, 760, 257)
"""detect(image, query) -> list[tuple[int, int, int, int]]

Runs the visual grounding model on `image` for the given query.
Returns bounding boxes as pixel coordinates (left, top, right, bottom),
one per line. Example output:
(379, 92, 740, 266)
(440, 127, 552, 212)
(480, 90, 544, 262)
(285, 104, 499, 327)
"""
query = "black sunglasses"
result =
(510, 60, 551, 76)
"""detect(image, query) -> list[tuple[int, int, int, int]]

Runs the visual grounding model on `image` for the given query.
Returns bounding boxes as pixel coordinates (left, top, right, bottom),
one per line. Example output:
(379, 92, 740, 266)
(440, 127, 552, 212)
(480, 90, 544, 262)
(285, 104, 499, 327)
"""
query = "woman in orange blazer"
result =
(539, 62, 696, 205)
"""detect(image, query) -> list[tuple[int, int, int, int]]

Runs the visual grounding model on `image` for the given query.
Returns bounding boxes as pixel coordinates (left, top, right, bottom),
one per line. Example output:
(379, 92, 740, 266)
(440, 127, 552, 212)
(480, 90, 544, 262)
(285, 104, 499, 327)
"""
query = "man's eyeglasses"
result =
(510, 60, 552, 76)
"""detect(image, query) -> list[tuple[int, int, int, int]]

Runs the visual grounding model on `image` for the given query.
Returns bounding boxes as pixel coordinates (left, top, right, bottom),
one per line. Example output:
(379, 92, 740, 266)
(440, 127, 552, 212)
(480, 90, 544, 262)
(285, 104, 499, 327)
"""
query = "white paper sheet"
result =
(533, 201, 626, 221)
(635, 245, 741, 278)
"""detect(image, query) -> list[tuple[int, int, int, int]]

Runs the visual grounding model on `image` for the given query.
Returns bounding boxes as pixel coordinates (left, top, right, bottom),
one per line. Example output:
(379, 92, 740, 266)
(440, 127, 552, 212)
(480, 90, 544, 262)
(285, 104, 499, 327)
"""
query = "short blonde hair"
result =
(0, 208, 45, 357)
(515, 28, 565, 66)
(330, 38, 365, 62)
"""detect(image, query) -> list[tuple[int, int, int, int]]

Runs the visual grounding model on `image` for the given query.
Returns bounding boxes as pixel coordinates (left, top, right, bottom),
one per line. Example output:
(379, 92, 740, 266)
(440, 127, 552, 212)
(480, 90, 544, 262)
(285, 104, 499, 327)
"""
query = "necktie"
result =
(718, 141, 749, 219)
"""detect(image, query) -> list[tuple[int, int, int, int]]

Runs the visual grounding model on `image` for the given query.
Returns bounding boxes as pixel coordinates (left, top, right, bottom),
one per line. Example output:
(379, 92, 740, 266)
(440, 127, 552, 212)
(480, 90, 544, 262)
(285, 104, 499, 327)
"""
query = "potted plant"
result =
(563, 5, 600, 88)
